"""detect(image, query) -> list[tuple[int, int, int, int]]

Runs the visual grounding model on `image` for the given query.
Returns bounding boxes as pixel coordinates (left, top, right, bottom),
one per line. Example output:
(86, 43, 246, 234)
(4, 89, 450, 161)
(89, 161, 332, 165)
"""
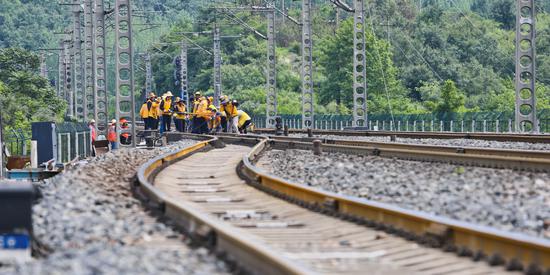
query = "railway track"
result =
(245, 133, 550, 160)
(253, 128, 550, 144)
(135, 134, 550, 275)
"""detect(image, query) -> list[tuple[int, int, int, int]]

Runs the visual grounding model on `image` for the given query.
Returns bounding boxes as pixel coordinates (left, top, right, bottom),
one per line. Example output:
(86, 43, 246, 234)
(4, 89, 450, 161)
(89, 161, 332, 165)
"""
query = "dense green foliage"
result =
(1, 0, 550, 124)
(0, 48, 66, 133)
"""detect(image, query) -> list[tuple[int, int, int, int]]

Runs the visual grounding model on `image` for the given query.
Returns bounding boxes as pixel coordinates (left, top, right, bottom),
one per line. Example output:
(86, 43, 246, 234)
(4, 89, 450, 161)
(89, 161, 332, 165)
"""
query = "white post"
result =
(471, 120, 475, 132)
(495, 120, 499, 133)
(483, 120, 487, 132)
(31, 140, 38, 168)
(413, 121, 416, 131)
(57, 133, 62, 163)
(75, 132, 79, 158)
(439, 120, 443, 132)
(421, 120, 425, 132)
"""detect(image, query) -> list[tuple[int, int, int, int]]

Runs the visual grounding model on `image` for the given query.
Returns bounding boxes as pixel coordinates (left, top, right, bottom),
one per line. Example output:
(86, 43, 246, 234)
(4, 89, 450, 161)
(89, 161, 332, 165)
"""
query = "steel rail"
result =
(135, 132, 549, 273)
(257, 134, 550, 160)
(240, 138, 550, 274)
(134, 133, 311, 275)
(254, 128, 550, 143)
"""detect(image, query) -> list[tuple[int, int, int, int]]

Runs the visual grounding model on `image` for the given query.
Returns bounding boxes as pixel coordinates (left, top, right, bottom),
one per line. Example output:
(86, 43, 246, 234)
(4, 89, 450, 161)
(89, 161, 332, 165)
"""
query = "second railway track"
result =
(135, 134, 549, 274)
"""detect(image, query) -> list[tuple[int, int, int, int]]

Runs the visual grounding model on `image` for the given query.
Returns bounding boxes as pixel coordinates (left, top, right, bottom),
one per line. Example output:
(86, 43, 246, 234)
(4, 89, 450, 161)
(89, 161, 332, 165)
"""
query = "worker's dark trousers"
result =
(143, 117, 153, 130)
(221, 116, 228, 132)
(239, 120, 252, 134)
(152, 118, 159, 130)
(191, 117, 202, 134)
(200, 118, 210, 134)
(174, 118, 186, 132)
(163, 115, 172, 132)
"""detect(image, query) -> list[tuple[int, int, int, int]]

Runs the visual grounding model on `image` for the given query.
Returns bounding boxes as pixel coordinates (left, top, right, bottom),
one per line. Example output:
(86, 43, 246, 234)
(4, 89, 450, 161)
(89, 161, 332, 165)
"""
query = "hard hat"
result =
(165, 91, 173, 97)
(111, 119, 116, 124)
(175, 97, 181, 102)
(208, 96, 214, 102)
(195, 91, 201, 96)
(89, 119, 96, 124)
(120, 118, 127, 123)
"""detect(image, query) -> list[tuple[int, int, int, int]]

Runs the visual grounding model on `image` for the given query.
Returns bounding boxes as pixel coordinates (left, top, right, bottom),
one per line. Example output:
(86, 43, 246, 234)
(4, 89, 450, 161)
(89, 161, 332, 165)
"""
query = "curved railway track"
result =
(253, 128, 550, 144)
(135, 134, 550, 275)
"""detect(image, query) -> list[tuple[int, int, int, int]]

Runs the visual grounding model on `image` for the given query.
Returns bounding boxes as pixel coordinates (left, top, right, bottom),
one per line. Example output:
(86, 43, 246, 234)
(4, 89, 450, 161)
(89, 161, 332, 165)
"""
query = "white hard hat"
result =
(111, 119, 116, 124)
(89, 119, 96, 124)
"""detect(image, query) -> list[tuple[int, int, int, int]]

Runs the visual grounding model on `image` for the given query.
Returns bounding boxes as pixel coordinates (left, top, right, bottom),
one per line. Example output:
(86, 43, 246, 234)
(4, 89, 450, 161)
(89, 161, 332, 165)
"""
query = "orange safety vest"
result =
(107, 125, 117, 142)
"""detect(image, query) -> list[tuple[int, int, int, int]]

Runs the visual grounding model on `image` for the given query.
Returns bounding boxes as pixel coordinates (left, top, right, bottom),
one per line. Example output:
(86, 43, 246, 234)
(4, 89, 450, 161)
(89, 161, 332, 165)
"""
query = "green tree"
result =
(436, 80, 466, 113)
(0, 48, 66, 132)
(317, 18, 413, 114)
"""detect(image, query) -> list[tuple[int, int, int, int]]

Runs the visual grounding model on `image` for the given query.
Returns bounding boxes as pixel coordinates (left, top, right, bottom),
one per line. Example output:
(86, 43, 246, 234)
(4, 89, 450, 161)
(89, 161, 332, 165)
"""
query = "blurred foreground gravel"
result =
(259, 149, 550, 239)
(291, 134, 550, 151)
(2, 140, 230, 275)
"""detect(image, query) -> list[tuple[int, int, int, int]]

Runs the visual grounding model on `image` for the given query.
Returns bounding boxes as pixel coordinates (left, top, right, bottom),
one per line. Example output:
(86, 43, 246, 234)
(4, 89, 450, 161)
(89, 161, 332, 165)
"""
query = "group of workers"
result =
(87, 91, 252, 152)
(139, 91, 252, 135)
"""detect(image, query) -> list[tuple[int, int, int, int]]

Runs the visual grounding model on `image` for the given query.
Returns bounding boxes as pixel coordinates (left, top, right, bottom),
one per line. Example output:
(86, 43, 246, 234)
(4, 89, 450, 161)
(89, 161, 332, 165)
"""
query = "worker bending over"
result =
(237, 109, 252, 134)
(192, 96, 211, 134)
(220, 95, 239, 133)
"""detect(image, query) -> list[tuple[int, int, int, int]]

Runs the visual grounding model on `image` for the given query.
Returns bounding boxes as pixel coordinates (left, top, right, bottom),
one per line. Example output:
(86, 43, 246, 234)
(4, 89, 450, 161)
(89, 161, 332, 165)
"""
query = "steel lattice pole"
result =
(64, 37, 75, 118)
(515, 0, 537, 132)
(58, 42, 65, 98)
(114, 0, 136, 147)
(213, 25, 222, 106)
(84, 0, 96, 122)
(145, 53, 153, 101)
(301, 0, 314, 129)
(40, 53, 48, 78)
(353, 0, 368, 128)
(95, 0, 108, 134)
(72, 1, 86, 121)
(180, 41, 189, 108)
(266, 4, 277, 128)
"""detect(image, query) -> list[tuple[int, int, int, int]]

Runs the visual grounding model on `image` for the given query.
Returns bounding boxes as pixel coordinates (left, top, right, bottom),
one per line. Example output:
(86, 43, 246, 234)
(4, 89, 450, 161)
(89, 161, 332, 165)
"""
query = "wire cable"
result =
(366, 3, 395, 124)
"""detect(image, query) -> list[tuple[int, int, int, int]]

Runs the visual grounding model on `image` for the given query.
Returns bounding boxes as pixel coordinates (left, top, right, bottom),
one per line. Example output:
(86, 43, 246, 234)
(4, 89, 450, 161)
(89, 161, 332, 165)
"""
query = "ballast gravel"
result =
(291, 134, 550, 151)
(3, 140, 230, 275)
(259, 149, 550, 239)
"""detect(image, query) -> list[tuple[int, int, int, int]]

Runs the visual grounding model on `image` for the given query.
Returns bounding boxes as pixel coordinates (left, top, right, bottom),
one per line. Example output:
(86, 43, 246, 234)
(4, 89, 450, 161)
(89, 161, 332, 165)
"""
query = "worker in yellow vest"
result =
(220, 96, 238, 133)
(237, 109, 252, 134)
(139, 92, 157, 130)
(160, 91, 174, 132)
(173, 97, 187, 132)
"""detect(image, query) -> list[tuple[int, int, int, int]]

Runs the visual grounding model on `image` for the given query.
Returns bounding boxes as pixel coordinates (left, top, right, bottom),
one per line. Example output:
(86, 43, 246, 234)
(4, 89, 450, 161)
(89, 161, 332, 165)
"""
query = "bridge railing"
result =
(4, 129, 30, 156)
(56, 122, 91, 163)
(251, 109, 550, 133)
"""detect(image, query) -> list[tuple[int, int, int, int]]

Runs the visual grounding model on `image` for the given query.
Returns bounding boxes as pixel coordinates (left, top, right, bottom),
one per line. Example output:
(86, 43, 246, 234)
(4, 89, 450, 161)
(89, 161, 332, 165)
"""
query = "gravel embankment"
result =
(290, 134, 550, 151)
(259, 149, 550, 239)
(3, 141, 230, 275)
